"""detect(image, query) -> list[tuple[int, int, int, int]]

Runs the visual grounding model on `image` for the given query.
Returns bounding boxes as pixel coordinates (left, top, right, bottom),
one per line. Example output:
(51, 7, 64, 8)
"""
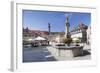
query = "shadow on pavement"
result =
(82, 50, 91, 56)
(74, 50, 91, 57)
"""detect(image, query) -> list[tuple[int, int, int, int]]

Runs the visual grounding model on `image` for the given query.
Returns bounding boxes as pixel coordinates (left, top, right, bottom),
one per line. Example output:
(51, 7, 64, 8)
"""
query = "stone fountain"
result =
(53, 17, 83, 58)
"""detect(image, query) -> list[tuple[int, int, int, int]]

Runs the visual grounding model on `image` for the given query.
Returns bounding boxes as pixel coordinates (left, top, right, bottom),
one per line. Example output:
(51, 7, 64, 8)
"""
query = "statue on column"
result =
(48, 23, 51, 45)
(48, 23, 51, 35)
(65, 17, 71, 38)
(62, 17, 72, 46)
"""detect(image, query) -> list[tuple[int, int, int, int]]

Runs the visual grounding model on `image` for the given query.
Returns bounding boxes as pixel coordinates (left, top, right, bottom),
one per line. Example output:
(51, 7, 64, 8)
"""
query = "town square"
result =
(22, 10, 91, 62)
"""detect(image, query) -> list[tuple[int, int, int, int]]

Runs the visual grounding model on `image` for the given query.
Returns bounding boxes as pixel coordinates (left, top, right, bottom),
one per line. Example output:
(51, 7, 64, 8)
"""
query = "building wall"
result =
(71, 32, 82, 38)
(71, 29, 87, 43)
(87, 26, 91, 45)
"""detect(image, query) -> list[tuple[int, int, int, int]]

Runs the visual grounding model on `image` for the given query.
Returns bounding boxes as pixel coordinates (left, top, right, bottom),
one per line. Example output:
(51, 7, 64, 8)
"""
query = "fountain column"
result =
(65, 17, 70, 38)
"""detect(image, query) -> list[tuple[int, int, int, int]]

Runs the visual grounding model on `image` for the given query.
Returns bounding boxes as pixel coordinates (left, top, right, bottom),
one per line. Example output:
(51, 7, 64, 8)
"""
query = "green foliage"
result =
(75, 39, 80, 43)
(75, 37, 81, 43)
(62, 37, 72, 45)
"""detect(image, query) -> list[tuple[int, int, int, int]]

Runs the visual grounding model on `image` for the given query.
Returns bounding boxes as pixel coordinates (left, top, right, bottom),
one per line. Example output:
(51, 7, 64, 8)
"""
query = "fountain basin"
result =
(53, 46, 83, 58)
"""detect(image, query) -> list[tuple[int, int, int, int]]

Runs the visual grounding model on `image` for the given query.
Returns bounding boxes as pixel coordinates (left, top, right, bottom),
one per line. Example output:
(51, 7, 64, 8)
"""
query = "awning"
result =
(32, 36, 46, 41)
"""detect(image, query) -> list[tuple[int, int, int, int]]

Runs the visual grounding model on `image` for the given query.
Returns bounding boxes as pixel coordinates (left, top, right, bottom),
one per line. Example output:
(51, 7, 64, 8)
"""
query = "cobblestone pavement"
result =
(23, 46, 57, 62)
(23, 45, 91, 62)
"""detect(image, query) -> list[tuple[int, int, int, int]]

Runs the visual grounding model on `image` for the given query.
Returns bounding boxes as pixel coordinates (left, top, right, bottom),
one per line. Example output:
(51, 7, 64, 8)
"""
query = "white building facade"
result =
(87, 26, 91, 45)
(70, 23, 88, 43)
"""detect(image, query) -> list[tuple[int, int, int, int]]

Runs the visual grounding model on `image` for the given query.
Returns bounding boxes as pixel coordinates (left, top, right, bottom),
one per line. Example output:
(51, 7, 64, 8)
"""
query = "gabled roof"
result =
(71, 23, 88, 32)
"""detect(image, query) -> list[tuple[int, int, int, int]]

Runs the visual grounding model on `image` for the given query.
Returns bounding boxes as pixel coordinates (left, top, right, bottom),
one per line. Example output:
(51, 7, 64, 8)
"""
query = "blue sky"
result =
(23, 10, 91, 32)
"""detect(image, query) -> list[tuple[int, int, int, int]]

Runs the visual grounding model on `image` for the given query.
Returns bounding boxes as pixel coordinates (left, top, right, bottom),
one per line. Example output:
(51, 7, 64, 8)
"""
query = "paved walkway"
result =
(23, 45, 91, 62)
(23, 46, 56, 62)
